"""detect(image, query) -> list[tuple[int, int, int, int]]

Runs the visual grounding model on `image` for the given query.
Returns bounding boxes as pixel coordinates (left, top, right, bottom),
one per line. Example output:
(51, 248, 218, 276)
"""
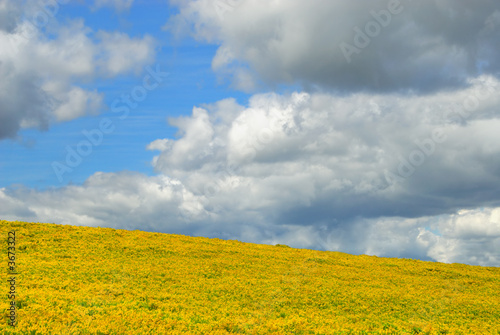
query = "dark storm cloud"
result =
(169, 0, 500, 93)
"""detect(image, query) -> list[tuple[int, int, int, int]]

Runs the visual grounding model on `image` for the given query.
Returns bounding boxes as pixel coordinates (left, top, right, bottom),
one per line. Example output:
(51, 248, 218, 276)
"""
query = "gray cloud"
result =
(0, 0, 20, 33)
(167, 0, 500, 93)
(0, 65, 50, 138)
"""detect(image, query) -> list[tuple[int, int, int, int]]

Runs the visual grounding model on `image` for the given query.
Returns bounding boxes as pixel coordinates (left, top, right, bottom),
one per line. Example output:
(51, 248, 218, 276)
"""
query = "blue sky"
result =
(1, 0, 500, 267)
(1, 0, 251, 188)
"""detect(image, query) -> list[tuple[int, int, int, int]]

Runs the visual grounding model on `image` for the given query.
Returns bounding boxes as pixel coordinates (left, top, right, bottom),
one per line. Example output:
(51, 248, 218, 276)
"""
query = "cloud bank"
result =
(167, 0, 500, 93)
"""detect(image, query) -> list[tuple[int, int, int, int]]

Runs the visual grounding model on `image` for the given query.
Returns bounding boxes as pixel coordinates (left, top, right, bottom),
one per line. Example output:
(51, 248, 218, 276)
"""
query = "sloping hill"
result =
(1, 220, 499, 334)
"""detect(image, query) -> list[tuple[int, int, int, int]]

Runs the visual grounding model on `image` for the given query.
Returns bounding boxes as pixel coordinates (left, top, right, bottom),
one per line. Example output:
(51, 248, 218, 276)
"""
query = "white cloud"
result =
(361, 213, 500, 267)
(0, 172, 206, 231)
(147, 138, 172, 152)
(42, 82, 103, 122)
(0, 2, 156, 139)
(96, 31, 155, 77)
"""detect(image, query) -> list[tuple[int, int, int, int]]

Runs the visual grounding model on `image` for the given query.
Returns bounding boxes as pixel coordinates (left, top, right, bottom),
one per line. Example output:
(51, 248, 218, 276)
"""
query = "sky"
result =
(1, 0, 500, 267)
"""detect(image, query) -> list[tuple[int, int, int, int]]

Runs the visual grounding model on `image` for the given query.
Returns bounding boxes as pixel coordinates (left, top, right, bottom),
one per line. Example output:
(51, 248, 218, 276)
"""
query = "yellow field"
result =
(1, 220, 499, 335)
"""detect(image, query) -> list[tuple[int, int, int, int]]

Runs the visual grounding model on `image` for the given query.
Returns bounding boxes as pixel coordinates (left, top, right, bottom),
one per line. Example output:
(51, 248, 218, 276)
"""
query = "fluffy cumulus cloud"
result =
(149, 78, 500, 218)
(166, 0, 500, 93)
(362, 209, 500, 266)
(0, 0, 155, 139)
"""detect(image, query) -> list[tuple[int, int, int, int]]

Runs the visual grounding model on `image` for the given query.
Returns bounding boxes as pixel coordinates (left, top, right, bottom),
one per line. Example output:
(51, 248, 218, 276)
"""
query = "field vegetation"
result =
(1, 220, 499, 334)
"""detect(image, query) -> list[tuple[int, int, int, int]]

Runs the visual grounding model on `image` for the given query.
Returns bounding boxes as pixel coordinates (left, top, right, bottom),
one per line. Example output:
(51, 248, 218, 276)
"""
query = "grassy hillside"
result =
(1, 220, 499, 335)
